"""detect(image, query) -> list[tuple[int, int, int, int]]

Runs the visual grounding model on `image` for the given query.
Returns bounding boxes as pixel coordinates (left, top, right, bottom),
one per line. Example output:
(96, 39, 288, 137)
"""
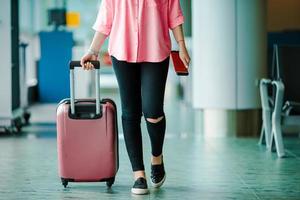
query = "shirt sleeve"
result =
(92, 0, 114, 35)
(168, 0, 185, 29)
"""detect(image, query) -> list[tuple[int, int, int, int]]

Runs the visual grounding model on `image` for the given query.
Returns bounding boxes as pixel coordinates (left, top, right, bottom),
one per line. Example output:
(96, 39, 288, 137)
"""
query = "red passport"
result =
(171, 51, 189, 76)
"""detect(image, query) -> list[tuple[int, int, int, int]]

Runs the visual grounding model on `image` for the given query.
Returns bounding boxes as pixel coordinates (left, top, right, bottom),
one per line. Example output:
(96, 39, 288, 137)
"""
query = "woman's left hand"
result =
(179, 44, 191, 69)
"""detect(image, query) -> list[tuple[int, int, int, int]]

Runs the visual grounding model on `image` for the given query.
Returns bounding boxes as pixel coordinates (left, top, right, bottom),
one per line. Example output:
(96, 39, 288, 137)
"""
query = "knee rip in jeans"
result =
(146, 116, 164, 124)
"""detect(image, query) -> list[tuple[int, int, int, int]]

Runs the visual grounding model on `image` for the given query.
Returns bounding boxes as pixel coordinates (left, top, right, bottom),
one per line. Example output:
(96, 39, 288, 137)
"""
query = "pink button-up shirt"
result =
(93, 0, 184, 63)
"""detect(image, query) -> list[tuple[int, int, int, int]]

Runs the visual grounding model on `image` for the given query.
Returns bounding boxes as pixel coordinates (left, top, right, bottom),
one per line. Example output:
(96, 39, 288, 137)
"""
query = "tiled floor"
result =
(1, 84, 300, 200)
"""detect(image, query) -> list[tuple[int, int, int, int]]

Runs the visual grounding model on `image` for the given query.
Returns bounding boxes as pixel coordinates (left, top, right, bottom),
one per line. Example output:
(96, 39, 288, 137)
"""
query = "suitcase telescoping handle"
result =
(69, 61, 101, 115)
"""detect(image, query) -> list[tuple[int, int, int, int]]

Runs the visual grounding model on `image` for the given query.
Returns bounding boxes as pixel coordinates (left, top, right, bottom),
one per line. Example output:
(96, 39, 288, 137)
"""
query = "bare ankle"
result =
(133, 170, 146, 180)
(151, 154, 163, 165)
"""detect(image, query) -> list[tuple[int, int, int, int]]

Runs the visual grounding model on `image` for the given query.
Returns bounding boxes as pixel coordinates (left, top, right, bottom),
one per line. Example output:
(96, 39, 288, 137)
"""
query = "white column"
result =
(192, 0, 267, 136)
(236, 0, 267, 109)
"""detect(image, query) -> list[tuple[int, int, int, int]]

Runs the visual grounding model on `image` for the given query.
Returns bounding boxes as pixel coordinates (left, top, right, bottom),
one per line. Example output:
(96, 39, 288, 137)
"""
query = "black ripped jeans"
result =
(111, 56, 169, 171)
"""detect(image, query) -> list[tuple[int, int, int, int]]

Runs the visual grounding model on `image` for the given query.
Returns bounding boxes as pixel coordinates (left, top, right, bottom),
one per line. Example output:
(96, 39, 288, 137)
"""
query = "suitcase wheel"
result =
(61, 178, 68, 188)
(106, 177, 115, 188)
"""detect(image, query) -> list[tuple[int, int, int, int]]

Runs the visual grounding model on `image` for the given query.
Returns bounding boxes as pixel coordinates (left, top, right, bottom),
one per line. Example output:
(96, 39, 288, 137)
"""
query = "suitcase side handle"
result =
(69, 61, 100, 69)
(69, 61, 101, 115)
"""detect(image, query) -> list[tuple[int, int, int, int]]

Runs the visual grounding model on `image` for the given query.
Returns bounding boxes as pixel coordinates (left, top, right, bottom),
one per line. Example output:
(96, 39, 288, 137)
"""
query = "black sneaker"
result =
(131, 177, 149, 195)
(151, 161, 166, 188)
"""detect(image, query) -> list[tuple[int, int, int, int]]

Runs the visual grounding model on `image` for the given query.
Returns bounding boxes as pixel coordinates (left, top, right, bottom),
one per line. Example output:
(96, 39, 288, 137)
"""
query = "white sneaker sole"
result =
(151, 173, 166, 188)
(131, 188, 149, 195)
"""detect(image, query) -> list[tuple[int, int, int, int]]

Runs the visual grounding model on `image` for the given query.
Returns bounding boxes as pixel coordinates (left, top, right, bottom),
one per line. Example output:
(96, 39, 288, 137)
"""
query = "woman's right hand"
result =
(80, 53, 98, 70)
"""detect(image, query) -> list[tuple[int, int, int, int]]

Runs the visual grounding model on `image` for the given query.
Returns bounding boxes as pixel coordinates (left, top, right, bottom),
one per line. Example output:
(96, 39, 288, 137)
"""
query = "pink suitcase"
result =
(56, 61, 118, 188)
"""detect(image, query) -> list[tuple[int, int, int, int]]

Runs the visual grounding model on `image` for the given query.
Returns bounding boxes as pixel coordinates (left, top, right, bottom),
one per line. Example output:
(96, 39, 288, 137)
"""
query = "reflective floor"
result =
(0, 81, 300, 200)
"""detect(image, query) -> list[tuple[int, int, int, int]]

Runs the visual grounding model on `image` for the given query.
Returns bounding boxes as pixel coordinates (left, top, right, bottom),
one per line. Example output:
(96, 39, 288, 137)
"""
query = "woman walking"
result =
(81, 0, 190, 195)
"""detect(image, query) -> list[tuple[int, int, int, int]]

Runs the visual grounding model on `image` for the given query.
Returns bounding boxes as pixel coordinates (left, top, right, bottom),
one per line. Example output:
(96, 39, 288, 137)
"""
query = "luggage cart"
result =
(0, 0, 28, 134)
(19, 42, 31, 125)
(0, 43, 31, 134)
